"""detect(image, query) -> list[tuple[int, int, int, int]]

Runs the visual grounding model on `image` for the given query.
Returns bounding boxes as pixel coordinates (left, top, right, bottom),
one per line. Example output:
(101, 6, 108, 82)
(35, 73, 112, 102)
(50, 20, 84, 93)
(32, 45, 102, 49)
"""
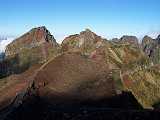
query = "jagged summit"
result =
(5, 26, 58, 56)
(62, 29, 105, 53)
(1, 27, 59, 78)
(80, 28, 98, 37)
(30, 26, 56, 42)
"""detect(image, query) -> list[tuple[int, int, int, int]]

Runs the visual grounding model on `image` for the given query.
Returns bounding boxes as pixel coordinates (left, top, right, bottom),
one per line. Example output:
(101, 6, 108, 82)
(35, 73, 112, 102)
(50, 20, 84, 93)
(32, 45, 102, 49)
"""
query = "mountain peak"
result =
(32, 26, 49, 34)
(5, 26, 58, 57)
(80, 28, 95, 35)
(120, 35, 139, 47)
(85, 28, 92, 32)
(62, 29, 104, 53)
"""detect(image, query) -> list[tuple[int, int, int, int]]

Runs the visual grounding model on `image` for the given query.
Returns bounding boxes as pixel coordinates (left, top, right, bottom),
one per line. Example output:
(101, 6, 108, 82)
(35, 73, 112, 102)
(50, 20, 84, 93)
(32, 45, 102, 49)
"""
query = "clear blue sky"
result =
(0, 0, 160, 42)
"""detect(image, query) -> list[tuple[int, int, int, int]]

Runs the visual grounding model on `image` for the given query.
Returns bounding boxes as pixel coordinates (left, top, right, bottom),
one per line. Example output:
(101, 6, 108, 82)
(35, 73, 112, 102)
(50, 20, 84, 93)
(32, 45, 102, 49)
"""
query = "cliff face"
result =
(142, 36, 155, 58)
(142, 35, 160, 64)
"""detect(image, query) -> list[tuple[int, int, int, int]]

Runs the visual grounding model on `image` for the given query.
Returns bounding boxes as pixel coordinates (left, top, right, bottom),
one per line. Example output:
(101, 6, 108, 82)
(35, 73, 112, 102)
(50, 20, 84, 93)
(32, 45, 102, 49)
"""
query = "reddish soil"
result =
(34, 52, 116, 105)
(0, 65, 41, 110)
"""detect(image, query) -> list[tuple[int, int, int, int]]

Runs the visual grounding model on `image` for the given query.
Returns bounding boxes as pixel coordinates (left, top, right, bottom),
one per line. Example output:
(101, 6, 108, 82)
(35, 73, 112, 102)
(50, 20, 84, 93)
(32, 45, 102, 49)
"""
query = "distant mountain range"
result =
(0, 26, 160, 120)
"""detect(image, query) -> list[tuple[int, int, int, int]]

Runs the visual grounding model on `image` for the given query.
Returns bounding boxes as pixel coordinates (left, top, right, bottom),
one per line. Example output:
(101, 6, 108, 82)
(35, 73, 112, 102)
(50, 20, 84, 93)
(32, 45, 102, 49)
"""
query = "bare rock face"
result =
(62, 29, 148, 71)
(142, 35, 155, 57)
(5, 26, 58, 57)
(142, 36, 154, 46)
(62, 29, 107, 54)
(119, 36, 139, 47)
(142, 34, 160, 64)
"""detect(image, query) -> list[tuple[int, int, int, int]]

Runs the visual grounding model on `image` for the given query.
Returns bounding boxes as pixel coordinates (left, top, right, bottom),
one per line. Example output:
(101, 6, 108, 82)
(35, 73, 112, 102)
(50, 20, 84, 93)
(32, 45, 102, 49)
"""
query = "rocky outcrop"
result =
(62, 29, 148, 71)
(142, 34, 160, 64)
(62, 29, 107, 54)
(119, 36, 139, 47)
(142, 35, 155, 58)
(142, 36, 154, 46)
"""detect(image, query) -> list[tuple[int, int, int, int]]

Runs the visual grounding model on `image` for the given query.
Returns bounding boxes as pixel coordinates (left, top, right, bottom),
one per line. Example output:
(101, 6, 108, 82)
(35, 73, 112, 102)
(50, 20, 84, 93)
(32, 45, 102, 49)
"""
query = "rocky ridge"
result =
(0, 27, 160, 119)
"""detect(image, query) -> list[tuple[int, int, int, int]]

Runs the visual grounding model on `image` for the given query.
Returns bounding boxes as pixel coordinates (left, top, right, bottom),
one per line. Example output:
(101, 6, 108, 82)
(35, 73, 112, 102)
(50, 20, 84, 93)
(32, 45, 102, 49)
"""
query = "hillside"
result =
(0, 27, 160, 119)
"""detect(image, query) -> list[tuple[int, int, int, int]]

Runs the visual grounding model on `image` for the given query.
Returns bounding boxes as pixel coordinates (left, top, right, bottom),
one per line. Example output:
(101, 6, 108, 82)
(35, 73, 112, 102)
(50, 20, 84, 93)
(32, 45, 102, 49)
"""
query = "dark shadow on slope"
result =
(39, 91, 143, 110)
(1, 91, 160, 120)
(153, 101, 160, 110)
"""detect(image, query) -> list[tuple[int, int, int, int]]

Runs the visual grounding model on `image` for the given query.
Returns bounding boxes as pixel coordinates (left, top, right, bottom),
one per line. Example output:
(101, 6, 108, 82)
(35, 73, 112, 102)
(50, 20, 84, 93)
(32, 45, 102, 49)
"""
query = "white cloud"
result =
(0, 37, 15, 53)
